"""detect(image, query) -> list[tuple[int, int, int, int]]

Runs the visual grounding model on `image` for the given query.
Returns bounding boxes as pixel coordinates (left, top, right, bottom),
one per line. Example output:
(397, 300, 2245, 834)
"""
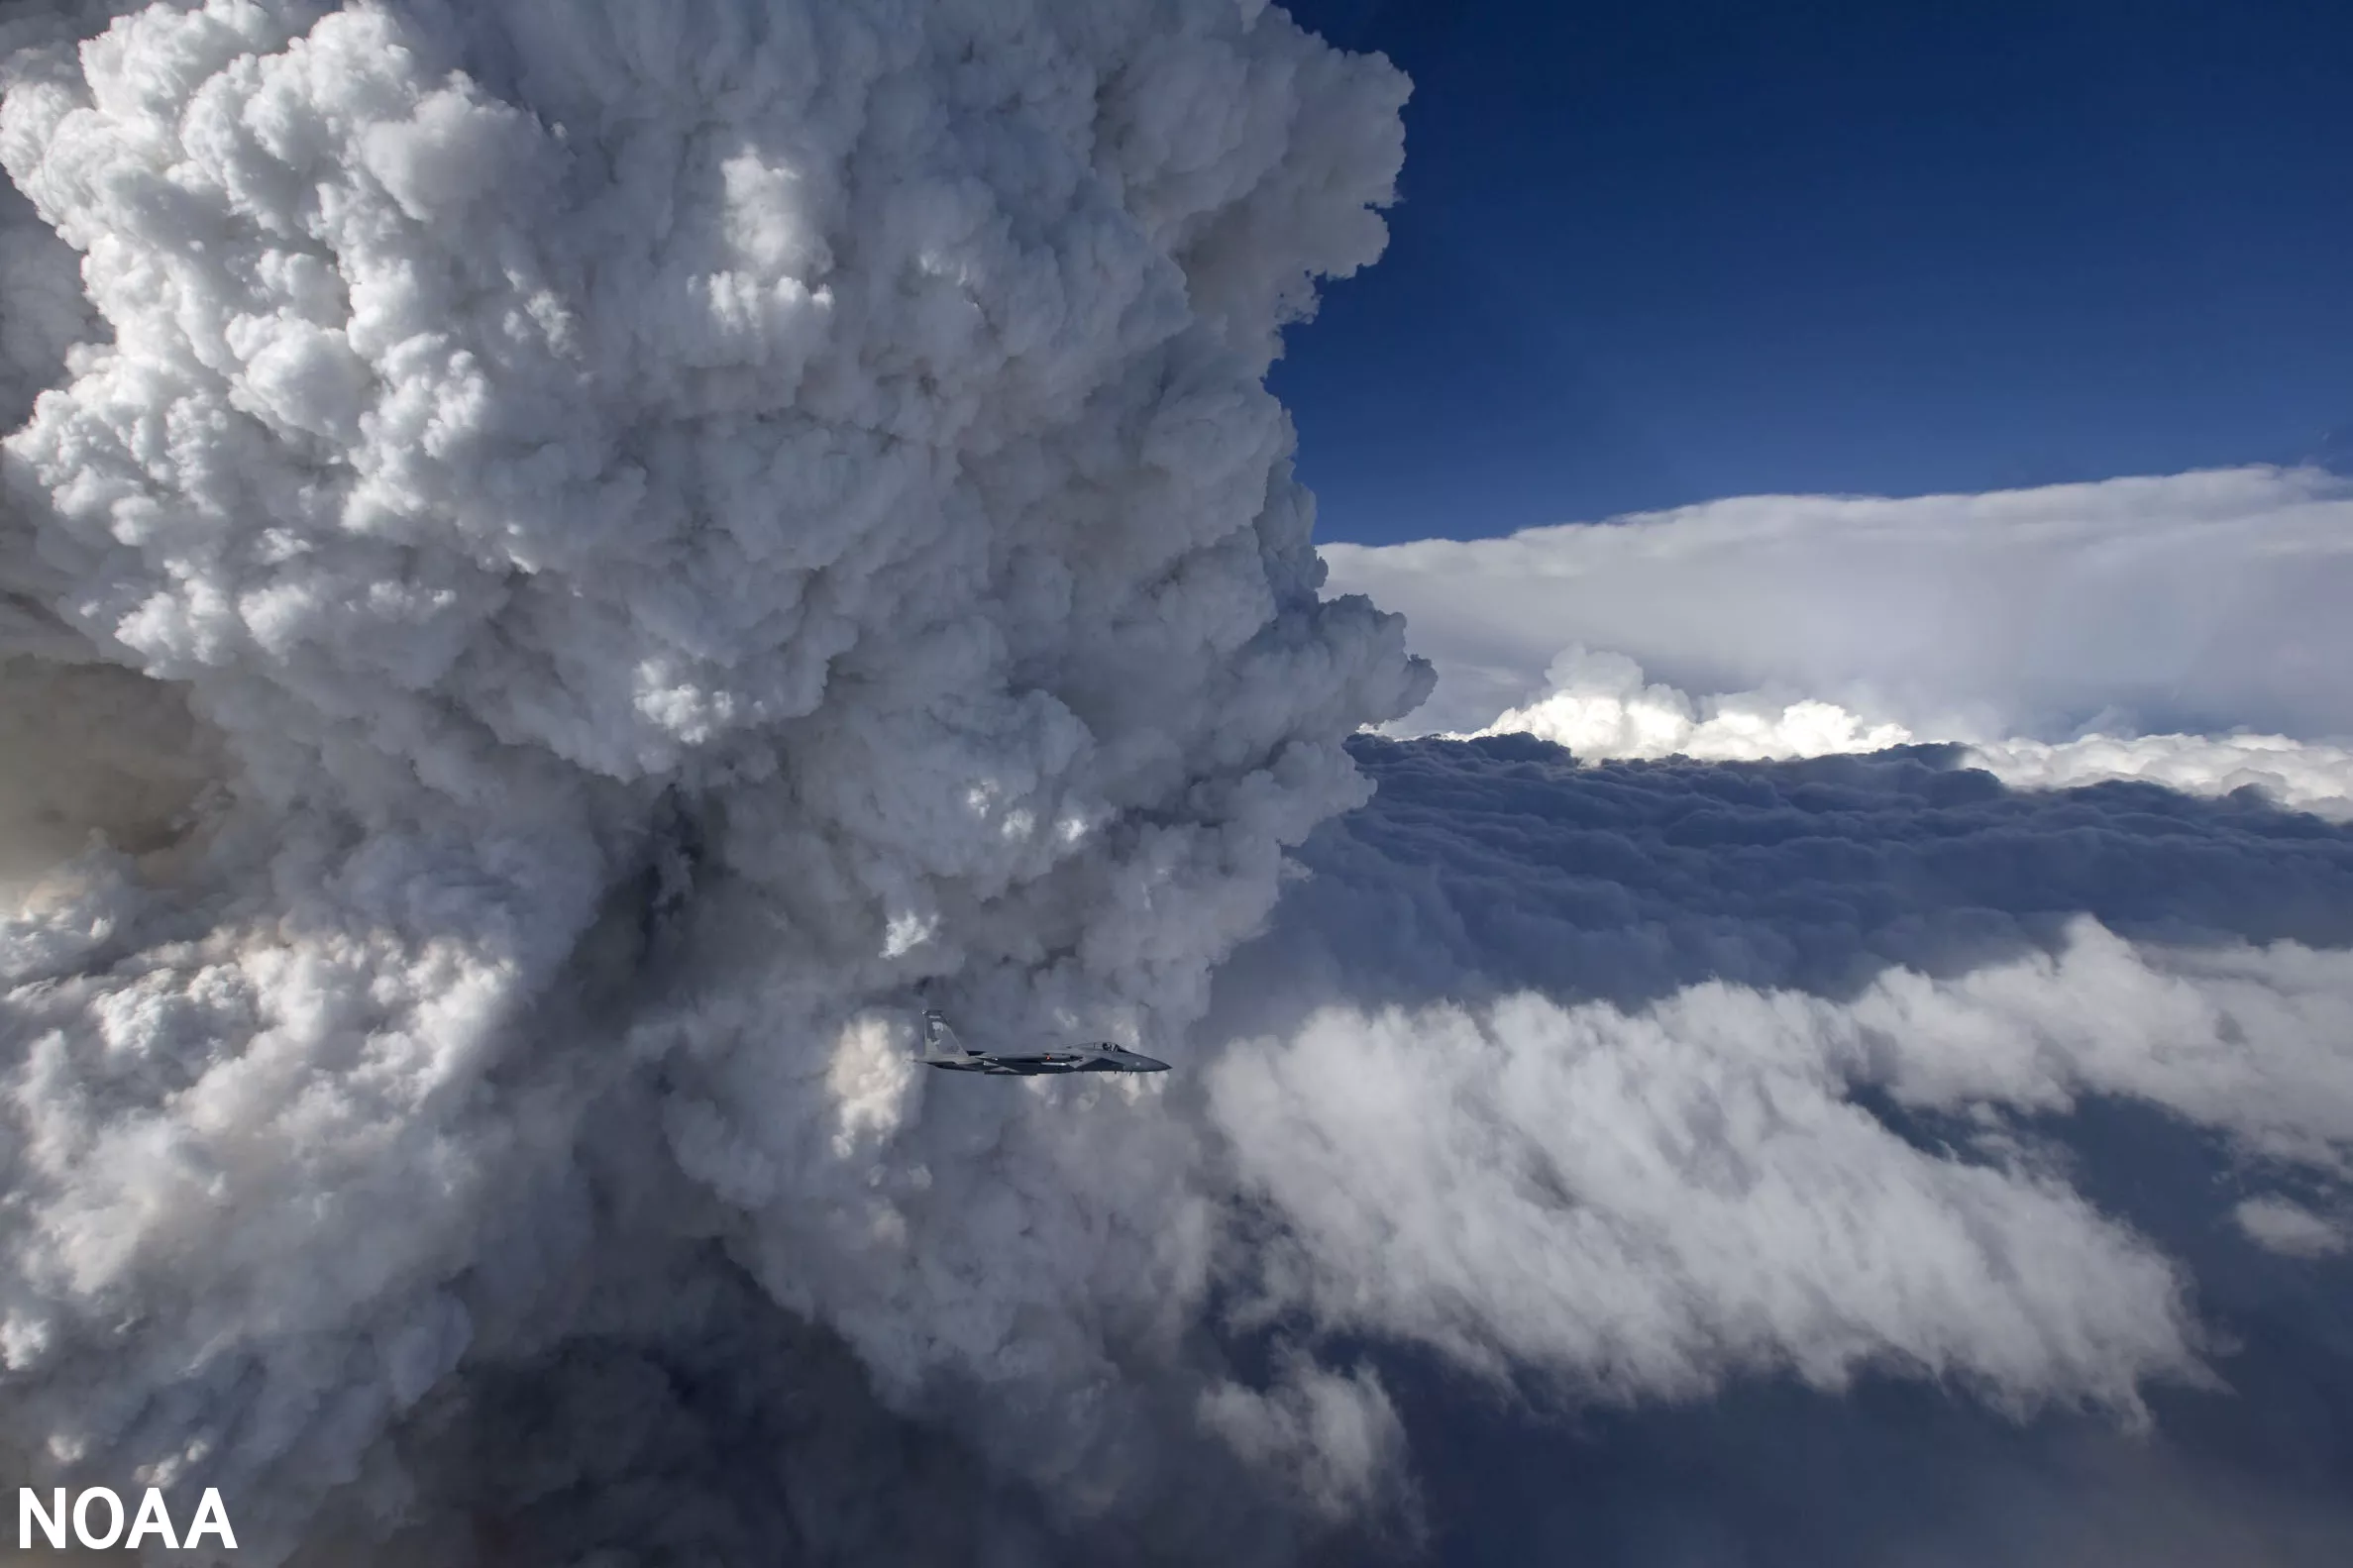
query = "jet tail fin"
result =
(917, 1008, 975, 1061)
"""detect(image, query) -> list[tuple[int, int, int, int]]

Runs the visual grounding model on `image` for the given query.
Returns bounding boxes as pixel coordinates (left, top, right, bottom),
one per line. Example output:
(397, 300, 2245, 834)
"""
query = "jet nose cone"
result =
(1130, 1053, 1171, 1073)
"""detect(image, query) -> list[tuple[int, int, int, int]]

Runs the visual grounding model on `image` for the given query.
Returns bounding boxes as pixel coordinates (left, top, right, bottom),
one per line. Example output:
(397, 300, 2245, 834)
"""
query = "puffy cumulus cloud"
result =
(1469, 644, 1917, 762)
(0, 0, 1428, 1559)
(1463, 648, 2353, 820)
(1325, 466, 2353, 744)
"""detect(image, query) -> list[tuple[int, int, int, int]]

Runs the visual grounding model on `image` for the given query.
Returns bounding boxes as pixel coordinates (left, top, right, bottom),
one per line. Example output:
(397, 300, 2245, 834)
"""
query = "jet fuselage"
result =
(924, 1045, 1170, 1076)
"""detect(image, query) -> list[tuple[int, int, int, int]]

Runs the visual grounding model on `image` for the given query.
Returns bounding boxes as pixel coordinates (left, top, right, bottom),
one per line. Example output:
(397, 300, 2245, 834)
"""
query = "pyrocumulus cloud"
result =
(0, 0, 1424, 1558)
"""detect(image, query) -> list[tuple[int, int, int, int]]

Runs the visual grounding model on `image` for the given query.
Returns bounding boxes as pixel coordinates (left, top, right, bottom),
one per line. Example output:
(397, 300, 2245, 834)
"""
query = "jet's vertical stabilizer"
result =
(919, 1009, 977, 1060)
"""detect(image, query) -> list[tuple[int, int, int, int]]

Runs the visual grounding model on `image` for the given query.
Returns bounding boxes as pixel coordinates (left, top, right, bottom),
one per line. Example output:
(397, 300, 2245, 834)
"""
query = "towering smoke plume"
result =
(0, 0, 1424, 1557)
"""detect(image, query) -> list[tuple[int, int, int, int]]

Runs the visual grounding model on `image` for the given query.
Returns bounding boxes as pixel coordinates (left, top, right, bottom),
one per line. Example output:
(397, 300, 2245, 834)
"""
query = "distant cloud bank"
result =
(1326, 466, 2353, 747)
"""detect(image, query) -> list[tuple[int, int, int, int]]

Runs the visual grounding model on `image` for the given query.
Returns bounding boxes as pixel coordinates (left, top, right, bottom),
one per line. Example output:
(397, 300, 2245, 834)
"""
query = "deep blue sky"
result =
(1274, 0, 2353, 544)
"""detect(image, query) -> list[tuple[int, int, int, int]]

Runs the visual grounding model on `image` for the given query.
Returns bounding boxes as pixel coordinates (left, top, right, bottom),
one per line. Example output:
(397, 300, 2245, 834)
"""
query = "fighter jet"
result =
(914, 1009, 1170, 1076)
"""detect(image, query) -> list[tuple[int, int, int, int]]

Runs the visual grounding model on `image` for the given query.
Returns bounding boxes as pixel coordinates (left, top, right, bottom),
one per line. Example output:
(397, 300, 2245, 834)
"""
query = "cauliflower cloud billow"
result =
(0, 0, 1427, 1557)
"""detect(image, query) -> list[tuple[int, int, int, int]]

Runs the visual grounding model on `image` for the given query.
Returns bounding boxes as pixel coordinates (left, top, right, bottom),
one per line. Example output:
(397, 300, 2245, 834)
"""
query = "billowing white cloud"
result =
(1460, 647, 2353, 819)
(0, 0, 1424, 1557)
(1214, 944, 2260, 1421)
(1470, 643, 1918, 760)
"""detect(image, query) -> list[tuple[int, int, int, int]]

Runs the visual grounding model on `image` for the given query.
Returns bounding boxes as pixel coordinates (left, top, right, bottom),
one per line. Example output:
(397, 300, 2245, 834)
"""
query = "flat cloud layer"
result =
(1324, 467, 2353, 745)
(3, 4, 2351, 1566)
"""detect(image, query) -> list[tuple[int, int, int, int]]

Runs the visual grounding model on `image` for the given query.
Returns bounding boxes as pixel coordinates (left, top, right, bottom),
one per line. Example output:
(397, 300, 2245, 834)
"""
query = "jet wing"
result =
(981, 1049, 1098, 1071)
